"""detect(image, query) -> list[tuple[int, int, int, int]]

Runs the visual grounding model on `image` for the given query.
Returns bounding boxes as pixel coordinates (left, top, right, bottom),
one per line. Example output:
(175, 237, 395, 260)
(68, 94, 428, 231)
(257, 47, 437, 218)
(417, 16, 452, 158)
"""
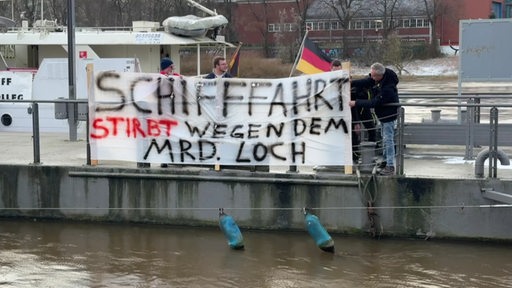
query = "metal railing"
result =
(0, 98, 88, 164)
(2, 93, 512, 178)
(3, 25, 153, 34)
(394, 93, 512, 178)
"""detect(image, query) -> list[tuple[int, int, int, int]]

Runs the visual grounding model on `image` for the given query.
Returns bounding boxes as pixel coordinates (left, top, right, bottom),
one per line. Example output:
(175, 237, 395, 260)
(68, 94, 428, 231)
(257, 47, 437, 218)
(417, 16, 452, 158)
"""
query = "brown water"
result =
(1, 219, 511, 288)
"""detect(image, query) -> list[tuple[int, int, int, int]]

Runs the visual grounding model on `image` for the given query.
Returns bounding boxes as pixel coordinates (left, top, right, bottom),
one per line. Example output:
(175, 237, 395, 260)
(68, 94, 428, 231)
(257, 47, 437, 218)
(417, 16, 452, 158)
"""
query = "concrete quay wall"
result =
(1, 164, 512, 241)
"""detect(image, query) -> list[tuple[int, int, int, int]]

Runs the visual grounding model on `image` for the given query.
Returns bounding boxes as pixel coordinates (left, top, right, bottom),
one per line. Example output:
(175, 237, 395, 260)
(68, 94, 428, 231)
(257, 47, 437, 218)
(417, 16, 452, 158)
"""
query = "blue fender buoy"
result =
(219, 208, 244, 250)
(304, 208, 334, 253)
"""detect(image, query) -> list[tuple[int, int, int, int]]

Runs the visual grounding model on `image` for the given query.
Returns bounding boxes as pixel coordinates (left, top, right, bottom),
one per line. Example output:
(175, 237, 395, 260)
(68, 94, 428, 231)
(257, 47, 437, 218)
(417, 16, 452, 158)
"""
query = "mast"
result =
(185, 0, 217, 16)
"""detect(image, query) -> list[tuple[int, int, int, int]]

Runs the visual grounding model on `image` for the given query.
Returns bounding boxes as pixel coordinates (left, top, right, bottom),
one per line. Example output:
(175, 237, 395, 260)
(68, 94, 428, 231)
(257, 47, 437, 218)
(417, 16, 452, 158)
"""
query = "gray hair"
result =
(371, 62, 385, 75)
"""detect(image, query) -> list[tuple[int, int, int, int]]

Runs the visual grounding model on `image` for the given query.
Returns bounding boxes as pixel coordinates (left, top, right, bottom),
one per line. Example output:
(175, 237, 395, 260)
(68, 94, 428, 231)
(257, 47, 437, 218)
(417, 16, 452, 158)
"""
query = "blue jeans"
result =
(381, 120, 396, 167)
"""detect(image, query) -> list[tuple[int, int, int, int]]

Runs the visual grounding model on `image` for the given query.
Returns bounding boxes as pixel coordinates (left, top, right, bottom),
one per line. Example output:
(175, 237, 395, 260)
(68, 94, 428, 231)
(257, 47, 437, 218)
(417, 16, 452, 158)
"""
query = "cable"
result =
(2, 203, 511, 211)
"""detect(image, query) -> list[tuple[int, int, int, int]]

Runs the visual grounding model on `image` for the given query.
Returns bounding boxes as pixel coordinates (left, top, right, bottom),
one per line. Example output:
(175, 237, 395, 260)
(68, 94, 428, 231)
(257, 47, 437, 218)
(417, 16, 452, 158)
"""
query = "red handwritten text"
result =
(91, 117, 178, 139)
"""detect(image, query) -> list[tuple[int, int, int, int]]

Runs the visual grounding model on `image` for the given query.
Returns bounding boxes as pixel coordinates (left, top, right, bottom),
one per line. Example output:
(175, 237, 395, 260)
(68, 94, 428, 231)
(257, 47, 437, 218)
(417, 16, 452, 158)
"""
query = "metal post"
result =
(474, 96, 481, 123)
(489, 107, 498, 178)
(289, 30, 309, 78)
(196, 44, 200, 76)
(464, 98, 474, 160)
(86, 108, 91, 165)
(396, 107, 405, 176)
(67, 0, 78, 141)
(31, 103, 41, 164)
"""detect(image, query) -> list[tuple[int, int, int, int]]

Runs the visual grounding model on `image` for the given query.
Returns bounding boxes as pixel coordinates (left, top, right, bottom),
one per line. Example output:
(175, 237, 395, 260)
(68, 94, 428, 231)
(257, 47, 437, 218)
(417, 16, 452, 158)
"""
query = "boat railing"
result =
(2, 25, 162, 34)
(2, 94, 512, 178)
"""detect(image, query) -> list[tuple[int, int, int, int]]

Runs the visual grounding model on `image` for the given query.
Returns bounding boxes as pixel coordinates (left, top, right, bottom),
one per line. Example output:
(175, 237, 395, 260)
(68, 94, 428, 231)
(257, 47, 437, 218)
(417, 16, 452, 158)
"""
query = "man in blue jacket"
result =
(349, 63, 399, 176)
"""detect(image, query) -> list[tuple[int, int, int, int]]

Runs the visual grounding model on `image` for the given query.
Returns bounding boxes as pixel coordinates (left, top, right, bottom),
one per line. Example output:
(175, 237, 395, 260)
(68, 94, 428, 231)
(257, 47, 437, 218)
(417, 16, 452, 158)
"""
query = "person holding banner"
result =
(204, 56, 233, 79)
(159, 57, 181, 168)
(349, 63, 399, 176)
(331, 60, 361, 163)
(160, 57, 181, 77)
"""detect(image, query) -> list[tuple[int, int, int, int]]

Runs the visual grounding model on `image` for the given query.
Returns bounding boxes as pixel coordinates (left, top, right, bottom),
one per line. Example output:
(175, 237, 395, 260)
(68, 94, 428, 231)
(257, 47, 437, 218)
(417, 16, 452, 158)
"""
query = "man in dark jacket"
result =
(204, 56, 233, 79)
(351, 85, 377, 143)
(349, 63, 399, 176)
(331, 59, 361, 163)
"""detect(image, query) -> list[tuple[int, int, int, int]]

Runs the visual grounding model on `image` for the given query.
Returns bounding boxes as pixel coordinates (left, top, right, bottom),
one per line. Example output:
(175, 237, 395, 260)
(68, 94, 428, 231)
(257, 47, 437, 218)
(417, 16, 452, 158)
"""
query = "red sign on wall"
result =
(79, 51, 87, 59)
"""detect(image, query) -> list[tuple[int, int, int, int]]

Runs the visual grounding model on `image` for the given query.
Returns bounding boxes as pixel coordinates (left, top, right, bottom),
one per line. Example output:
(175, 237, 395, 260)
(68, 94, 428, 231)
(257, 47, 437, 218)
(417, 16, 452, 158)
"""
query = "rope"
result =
(1, 203, 510, 211)
(356, 165, 381, 237)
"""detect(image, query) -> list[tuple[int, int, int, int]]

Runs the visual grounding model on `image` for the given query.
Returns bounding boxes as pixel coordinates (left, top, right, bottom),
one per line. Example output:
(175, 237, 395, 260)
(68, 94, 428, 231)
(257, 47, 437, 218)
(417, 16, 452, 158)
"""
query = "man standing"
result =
(204, 56, 233, 79)
(349, 63, 399, 176)
(160, 57, 180, 76)
(159, 57, 180, 168)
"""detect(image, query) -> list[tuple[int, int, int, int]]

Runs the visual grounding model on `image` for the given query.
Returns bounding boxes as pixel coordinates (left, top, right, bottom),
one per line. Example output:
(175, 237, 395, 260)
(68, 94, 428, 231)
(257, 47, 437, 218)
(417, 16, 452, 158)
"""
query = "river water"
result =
(2, 78, 512, 287)
(1, 219, 511, 288)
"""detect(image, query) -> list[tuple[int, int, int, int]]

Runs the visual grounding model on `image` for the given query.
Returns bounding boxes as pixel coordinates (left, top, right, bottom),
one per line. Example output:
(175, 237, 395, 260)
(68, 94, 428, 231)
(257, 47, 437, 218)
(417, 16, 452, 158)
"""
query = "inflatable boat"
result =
(162, 15, 228, 37)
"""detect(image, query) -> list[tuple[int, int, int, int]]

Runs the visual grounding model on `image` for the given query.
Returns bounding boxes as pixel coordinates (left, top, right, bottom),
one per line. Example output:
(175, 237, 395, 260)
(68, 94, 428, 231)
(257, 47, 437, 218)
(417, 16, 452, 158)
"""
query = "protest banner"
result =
(89, 71, 352, 166)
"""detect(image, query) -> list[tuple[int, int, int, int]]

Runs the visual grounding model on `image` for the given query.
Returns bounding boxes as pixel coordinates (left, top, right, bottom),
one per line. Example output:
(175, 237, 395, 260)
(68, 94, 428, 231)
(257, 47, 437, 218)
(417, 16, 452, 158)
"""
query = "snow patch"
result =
(351, 56, 458, 76)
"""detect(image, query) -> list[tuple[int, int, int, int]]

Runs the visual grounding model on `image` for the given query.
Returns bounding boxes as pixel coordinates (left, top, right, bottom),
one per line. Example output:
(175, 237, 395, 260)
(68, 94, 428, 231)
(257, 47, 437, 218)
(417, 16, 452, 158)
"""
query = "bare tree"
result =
(168, 0, 194, 17)
(76, 0, 113, 27)
(422, 0, 459, 57)
(19, 0, 39, 25)
(0, 1, 12, 19)
(382, 34, 413, 75)
(107, 0, 129, 27)
(274, 6, 303, 63)
(266, 0, 316, 62)
(90, 0, 178, 27)
(293, 0, 315, 41)
(320, 0, 365, 59)
(245, 0, 272, 57)
(210, 0, 238, 43)
(370, 0, 406, 40)
(49, 0, 68, 24)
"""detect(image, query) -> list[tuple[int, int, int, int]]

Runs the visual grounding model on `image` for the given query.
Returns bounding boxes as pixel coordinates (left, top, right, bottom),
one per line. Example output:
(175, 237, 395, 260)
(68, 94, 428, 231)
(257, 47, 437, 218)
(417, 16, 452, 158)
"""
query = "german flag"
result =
(296, 37, 332, 74)
(229, 43, 242, 77)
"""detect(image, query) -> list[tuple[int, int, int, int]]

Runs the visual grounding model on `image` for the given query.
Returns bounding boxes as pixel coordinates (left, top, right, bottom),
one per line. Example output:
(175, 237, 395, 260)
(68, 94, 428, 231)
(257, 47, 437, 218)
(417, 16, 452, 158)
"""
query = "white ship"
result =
(0, 12, 232, 133)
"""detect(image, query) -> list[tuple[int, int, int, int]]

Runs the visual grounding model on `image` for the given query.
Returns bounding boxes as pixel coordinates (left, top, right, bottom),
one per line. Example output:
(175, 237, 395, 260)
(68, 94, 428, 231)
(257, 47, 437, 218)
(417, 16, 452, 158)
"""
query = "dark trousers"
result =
(359, 108, 377, 142)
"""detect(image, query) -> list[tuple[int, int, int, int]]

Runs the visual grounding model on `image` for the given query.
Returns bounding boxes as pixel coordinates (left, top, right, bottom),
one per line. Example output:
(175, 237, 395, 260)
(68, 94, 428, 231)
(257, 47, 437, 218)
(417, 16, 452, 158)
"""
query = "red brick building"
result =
(231, 0, 308, 47)
(228, 0, 511, 53)
(439, 0, 511, 47)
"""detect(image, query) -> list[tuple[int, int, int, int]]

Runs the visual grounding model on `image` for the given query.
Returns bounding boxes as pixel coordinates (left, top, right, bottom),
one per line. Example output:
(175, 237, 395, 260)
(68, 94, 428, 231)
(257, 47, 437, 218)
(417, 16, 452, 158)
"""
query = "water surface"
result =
(1, 219, 511, 287)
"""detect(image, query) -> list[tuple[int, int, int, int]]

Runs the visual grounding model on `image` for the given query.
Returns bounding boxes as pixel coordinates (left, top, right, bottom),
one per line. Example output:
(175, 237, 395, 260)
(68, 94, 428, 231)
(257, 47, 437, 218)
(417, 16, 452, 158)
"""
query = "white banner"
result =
(0, 71, 33, 100)
(90, 71, 352, 166)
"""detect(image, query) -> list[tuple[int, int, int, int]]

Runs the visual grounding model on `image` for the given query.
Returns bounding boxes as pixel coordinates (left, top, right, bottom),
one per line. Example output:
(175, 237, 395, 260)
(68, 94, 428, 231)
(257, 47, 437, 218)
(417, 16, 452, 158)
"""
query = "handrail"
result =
(3, 25, 155, 33)
(400, 92, 512, 97)
(1, 97, 512, 178)
(5, 99, 512, 107)
(396, 103, 512, 107)
(0, 99, 87, 165)
(0, 99, 87, 104)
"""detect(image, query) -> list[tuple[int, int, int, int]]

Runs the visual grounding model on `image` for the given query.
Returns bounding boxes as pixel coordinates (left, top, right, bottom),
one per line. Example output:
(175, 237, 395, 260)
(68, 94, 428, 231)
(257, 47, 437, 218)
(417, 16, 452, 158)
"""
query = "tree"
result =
(320, 0, 365, 59)
(293, 0, 315, 41)
(382, 34, 412, 75)
(422, 0, 459, 57)
(245, 0, 272, 57)
(370, 0, 406, 40)
(210, 0, 238, 43)
(19, 0, 39, 25)
(274, 6, 302, 63)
